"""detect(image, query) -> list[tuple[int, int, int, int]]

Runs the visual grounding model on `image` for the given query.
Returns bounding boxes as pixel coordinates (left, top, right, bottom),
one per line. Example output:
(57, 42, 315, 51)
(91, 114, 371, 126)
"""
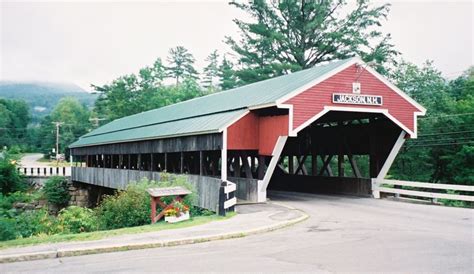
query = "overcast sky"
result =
(1, 0, 472, 91)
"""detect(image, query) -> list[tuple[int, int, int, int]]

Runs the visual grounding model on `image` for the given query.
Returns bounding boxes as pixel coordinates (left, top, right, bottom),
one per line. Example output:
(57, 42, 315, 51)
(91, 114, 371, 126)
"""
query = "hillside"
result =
(0, 81, 97, 122)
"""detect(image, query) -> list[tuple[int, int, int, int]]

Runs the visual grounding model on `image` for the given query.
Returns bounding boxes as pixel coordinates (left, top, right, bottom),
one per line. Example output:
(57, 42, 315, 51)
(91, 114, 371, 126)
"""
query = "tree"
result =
(93, 58, 167, 121)
(227, 0, 398, 84)
(390, 60, 449, 113)
(37, 98, 91, 156)
(0, 99, 30, 148)
(202, 50, 220, 91)
(166, 46, 198, 84)
(390, 63, 474, 185)
(218, 56, 238, 90)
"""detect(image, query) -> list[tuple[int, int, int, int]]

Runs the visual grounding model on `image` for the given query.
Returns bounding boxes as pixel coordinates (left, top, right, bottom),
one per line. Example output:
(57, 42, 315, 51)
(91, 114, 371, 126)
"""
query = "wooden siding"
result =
(226, 112, 289, 156)
(70, 133, 222, 156)
(285, 64, 419, 133)
(72, 167, 221, 211)
(258, 115, 289, 155)
(227, 112, 259, 150)
(229, 176, 260, 202)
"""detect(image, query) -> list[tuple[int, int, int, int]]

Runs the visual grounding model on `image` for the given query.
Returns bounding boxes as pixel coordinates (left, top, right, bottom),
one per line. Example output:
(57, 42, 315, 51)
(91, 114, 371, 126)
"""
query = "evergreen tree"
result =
(166, 46, 198, 84)
(226, 0, 398, 85)
(202, 50, 220, 91)
(218, 56, 238, 91)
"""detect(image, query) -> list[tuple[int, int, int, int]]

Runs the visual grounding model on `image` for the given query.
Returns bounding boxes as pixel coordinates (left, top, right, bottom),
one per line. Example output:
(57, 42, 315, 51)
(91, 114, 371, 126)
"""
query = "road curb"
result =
(0, 207, 308, 263)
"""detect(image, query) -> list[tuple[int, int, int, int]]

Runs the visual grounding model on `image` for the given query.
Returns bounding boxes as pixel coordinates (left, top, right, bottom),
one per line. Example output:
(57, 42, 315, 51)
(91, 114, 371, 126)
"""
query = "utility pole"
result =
(89, 117, 106, 128)
(52, 121, 64, 164)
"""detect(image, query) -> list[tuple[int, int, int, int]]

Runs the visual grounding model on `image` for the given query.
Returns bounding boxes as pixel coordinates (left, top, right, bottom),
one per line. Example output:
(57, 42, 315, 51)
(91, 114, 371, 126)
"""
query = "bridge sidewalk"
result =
(0, 202, 307, 263)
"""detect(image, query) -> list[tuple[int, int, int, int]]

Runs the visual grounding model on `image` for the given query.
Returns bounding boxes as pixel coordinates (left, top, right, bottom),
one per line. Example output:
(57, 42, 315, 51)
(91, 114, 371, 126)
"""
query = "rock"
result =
(13, 202, 27, 209)
(24, 204, 35, 210)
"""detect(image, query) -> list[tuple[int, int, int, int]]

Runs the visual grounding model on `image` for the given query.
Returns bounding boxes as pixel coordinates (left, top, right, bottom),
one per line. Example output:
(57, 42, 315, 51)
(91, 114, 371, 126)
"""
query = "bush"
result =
(43, 176, 70, 207)
(0, 157, 26, 195)
(96, 185, 151, 230)
(15, 209, 60, 238)
(96, 174, 200, 230)
(0, 217, 17, 241)
(157, 173, 197, 208)
(58, 206, 98, 233)
(0, 191, 43, 218)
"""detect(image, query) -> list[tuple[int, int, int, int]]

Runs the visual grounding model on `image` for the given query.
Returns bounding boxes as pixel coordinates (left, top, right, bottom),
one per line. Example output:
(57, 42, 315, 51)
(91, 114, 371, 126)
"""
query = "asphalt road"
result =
(3, 191, 473, 273)
(19, 153, 49, 167)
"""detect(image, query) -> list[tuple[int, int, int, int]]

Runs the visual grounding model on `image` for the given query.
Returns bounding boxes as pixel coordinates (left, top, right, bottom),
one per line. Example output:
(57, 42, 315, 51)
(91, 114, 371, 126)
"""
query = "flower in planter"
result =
(164, 208, 178, 217)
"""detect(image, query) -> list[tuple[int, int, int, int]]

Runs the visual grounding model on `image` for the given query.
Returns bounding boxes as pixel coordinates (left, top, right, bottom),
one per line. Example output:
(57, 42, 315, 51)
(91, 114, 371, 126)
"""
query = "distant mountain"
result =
(0, 81, 97, 122)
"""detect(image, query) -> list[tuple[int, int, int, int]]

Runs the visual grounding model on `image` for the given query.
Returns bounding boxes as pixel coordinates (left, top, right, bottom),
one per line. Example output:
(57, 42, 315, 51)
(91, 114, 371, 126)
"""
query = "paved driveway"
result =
(19, 153, 49, 167)
(3, 191, 473, 273)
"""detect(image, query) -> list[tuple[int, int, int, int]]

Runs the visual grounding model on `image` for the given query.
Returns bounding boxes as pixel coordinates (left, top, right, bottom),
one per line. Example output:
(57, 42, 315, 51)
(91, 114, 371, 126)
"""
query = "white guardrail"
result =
(372, 179, 474, 202)
(223, 181, 237, 210)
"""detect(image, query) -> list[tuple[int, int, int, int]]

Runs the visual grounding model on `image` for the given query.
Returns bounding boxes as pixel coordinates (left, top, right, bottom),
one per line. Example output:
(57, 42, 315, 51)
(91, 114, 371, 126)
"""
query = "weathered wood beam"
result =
(319, 155, 334, 176)
(199, 151, 203, 175)
(311, 155, 317, 176)
(295, 155, 308, 175)
(258, 155, 265, 180)
(288, 156, 294, 174)
(338, 153, 344, 177)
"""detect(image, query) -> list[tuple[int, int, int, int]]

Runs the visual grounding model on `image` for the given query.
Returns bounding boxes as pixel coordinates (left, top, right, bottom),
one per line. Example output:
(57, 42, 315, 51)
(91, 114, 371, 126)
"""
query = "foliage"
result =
(218, 55, 238, 90)
(166, 46, 199, 84)
(164, 201, 190, 217)
(156, 173, 197, 208)
(58, 206, 98, 233)
(0, 98, 30, 148)
(96, 180, 156, 230)
(43, 176, 70, 207)
(33, 97, 91, 156)
(226, 0, 398, 85)
(95, 175, 199, 230)
(0, 191, 42, 210)
(390, 63, 474, 185)
(15, 209, 61, 238)
(202, 50, 220, 91)
(0, 214, 228, 248)
(93, 56, 204, 122)
(0, 217, 17, 241)
(0, 155, 26, 195)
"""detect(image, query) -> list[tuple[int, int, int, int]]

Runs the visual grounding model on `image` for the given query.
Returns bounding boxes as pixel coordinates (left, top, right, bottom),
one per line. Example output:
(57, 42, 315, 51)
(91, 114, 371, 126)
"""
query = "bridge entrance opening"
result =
(267, 110, 405, 196)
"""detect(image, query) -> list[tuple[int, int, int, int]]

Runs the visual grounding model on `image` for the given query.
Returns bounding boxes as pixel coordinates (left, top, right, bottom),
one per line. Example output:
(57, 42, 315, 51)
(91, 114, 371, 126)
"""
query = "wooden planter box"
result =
(165, 211, 190, 223)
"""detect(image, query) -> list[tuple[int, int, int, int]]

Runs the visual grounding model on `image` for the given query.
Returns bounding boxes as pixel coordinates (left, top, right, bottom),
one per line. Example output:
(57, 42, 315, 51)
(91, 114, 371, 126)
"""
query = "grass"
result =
(36, 158, 72, 167)
(0, 213, 236, 250)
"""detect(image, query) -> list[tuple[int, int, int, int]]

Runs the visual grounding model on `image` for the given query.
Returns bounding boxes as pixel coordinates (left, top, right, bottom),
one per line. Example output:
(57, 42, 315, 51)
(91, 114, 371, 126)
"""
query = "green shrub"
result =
(43, 176, 70, 207)
(96, 183, 152, 230)
(15, 209, 60, 238)
(0, 217, 17, 241)
(58, 206, 98, 233)
(96, 175, 201, 230)
(157, 173, 197, 208)
(0, 191, 43, 218)
(0, 157, 26, 195)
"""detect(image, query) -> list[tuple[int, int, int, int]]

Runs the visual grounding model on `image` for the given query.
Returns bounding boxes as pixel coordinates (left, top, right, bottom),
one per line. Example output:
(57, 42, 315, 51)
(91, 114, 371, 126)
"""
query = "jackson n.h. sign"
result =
(332, 93, 383, 106)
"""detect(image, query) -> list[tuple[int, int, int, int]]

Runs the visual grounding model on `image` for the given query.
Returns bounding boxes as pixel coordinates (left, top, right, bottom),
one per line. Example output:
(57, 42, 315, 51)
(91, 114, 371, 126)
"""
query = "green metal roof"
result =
(70, 58, 353, 148)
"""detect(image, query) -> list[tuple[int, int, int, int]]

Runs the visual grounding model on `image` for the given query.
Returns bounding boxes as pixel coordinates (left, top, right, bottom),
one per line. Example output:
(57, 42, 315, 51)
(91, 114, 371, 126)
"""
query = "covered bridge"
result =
(70, 57, 425, 212)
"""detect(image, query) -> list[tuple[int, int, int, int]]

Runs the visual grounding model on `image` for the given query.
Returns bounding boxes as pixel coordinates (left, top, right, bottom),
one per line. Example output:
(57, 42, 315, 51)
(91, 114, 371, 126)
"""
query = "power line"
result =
(407, 141, 474, 148)
(409, 137, 474, 144)
(418, 130, 474, 137)
(420, 112, 474, 119)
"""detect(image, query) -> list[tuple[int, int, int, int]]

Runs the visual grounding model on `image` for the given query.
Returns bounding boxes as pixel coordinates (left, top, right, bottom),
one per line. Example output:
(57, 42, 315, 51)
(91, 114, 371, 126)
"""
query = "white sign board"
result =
(332, 93, 383, 106)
